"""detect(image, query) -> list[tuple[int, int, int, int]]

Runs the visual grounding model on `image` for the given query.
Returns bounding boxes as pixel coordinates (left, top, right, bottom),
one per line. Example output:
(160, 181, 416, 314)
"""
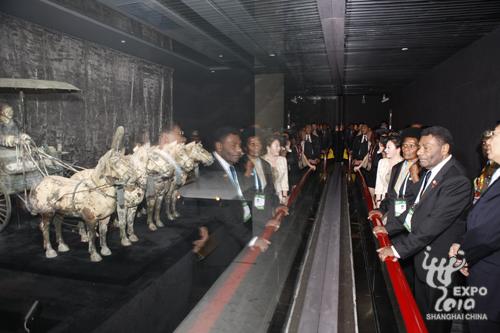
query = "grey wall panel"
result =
(255, 73, 284, 131)
(173, 69, 254, 148)
(0, 12, 172, 166)
(392, 26, 500, 177)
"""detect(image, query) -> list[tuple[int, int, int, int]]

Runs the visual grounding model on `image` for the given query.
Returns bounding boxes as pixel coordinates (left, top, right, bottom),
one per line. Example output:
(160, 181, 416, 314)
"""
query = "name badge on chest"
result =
(394, 199, 407, 217)
(254, 194, 266, 210)
(403, 206, 415, 232)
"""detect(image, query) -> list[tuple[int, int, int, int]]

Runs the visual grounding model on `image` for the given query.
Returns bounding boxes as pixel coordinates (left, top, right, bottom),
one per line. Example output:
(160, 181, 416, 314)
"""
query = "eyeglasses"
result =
(402, 144, 419, 149)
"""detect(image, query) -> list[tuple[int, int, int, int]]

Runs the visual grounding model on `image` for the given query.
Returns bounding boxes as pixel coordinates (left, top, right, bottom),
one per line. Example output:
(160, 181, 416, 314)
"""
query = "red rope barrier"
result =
(356, 170, 428, 333)
(186, 167, 315, 333)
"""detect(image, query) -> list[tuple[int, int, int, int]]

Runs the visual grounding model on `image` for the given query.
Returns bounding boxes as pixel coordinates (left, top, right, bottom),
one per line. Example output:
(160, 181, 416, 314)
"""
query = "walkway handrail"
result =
(184, 166, 315, 333)
(356, 170, 428, 333)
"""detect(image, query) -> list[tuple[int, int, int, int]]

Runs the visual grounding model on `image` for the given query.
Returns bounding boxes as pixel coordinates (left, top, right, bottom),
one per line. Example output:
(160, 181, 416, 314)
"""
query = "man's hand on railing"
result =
(266, 218, 280, 231)
(377, 246, 398, 262)
(274, 205, 289, 216)
(368, 209, 383, 220)
(251, 237, 271, 252)
(372, 225, 388, 236)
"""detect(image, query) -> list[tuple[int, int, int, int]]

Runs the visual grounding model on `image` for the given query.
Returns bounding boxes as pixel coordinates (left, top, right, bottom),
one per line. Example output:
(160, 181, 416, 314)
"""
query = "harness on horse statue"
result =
(146, 174, 165, 197)
(69, 178, 118, 211)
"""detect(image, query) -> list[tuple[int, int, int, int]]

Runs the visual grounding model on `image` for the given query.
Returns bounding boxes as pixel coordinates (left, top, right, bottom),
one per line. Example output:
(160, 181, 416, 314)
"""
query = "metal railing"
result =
(355, 170, 428, 333)
(181, 166, 316, 333)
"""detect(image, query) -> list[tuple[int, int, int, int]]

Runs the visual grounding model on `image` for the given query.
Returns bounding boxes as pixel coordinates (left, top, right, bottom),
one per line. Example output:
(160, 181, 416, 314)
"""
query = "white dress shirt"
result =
(489, 167, 500, 187)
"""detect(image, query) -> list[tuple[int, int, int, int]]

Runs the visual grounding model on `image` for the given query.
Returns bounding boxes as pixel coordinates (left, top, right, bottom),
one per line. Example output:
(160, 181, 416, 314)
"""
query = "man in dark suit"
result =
(333, 124, 346, 162)
(235, 128, 287, 237)
(377, 126, 472, 333)
(311, 123, 322, 156)
(320, 124, 332, 153)
(351, 123, 369, 166)
(304, 124, 319, 163)
(450, 123, 500, 332)
(179, 127, 267, 285)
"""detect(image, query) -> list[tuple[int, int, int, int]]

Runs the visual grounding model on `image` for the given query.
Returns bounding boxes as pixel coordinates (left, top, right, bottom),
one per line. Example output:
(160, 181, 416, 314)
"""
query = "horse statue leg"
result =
(127, 206, 139, 242)
(172, 189, 181, 218)
(146, 195, 157, 231)
(165, 182, 175, 221)
(53, 214, 70, 253)
(116, 204, 131, 246)
(85, 219, 102, 262)
(154, 193, 165, 228)
(98, 217, 112, 256)
(78, 221, 89, 242)
(40, 213, 57, 258)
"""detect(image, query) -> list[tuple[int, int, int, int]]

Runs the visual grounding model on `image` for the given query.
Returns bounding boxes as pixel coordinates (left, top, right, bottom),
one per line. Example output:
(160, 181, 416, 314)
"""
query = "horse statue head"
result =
(162, 141, 195, 173)
(185, 141, 214, 167)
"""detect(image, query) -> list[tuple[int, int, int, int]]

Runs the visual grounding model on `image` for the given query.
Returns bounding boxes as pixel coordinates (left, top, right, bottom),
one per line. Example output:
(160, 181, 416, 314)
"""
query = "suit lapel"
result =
(418, 158, 455, 201)
(389, 161, 404, 190)
(474, 176, 500, 205)
(210, 155, 239, 193)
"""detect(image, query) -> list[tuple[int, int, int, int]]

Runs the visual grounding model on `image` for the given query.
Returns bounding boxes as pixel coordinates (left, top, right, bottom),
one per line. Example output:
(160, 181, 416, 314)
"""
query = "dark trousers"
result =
(414, 277, 453, 333)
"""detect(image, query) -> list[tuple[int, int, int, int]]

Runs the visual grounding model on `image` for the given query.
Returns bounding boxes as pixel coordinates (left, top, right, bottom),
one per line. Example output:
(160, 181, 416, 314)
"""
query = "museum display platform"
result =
(0, 210, 198, 333)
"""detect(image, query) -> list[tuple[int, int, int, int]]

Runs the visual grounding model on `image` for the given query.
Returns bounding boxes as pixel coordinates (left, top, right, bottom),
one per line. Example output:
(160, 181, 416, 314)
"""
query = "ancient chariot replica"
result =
(0, 78, 80, 231)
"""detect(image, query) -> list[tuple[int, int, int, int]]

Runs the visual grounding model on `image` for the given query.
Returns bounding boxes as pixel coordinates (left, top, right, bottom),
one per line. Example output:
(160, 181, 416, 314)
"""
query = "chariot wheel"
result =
(0, 185, 11, 232)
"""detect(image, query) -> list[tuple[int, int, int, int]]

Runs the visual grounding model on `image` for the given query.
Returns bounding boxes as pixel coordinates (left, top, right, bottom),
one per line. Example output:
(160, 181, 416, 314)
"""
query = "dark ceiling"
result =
(2, 0, 500, 97)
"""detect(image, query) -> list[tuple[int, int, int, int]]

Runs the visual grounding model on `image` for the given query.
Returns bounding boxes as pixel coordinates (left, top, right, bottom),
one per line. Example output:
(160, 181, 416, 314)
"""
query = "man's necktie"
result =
(229, 165, 238, 185)
(229, 165, 251, 222)
(420, 170, 432, 196)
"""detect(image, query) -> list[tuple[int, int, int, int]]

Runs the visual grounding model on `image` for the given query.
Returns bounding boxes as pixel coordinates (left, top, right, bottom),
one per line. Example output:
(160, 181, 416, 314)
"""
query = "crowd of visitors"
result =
(345, 121, 500, 333)
(178, 119, 500, 333)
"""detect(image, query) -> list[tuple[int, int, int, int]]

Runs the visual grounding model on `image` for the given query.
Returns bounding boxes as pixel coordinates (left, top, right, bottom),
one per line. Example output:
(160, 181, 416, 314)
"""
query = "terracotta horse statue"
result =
(164, 141, 214, 220)
(145, 142, 194, 230)
(114, 142, 177, 243)
(29, 127, 134, 262)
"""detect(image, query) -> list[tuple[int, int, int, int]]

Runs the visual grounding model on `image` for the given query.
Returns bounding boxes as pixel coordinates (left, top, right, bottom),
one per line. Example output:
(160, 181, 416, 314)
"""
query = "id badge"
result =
(254, 194, 266, 210)
(394, 199, 407, 217)
(403, 207, 414, 232)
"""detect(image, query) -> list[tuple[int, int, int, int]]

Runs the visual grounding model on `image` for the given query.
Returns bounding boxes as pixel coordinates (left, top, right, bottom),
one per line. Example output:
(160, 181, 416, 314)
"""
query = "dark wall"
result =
(173, 69, 254, 146)
(287, 95, 391, 130)
(0, 12, 172, 166)
(392, 26, 500, 178)
(344, 95, 392, 128)
(287, 98, 338, 128)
